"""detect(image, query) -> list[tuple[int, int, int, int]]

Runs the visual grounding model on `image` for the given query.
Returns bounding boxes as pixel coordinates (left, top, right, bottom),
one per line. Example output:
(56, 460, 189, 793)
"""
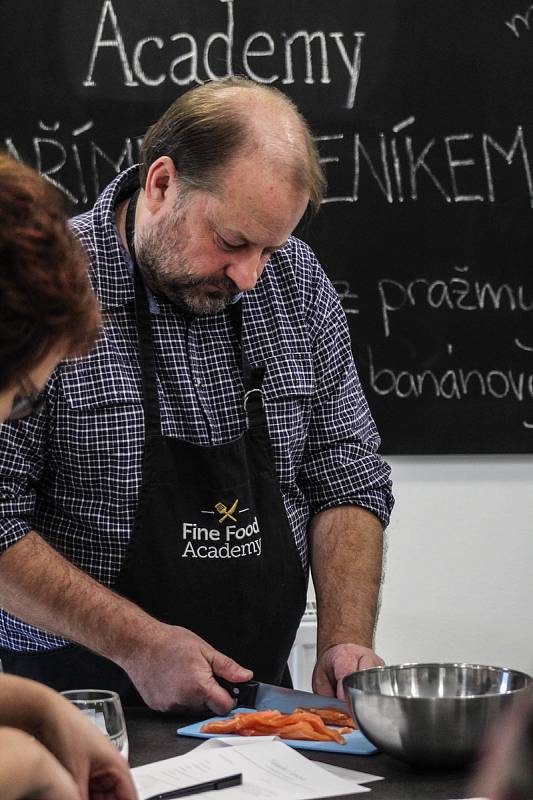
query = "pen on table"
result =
(145, 772, 242, 800)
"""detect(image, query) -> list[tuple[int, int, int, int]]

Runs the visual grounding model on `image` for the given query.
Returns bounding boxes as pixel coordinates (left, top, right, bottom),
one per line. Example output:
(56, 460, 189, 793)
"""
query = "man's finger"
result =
(203, 680, 238, 716)
(204, 651, 254, 715)
(211, 651, 253, 683)
(336, 676, 347, 700)
(357, 653, 385, 670)
(312, 666, 336, 697)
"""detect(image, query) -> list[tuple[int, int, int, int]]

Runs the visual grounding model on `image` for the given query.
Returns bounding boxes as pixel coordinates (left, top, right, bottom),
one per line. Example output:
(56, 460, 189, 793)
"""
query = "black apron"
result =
(1, 190, 307, 702)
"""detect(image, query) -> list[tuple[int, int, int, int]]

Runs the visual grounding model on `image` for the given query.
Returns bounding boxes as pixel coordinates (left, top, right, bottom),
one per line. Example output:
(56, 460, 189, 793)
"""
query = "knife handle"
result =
(216, 678, 259, 708)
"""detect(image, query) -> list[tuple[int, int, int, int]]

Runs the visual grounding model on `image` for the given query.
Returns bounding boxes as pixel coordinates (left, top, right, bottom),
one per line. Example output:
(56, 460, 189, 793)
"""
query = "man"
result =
(0, 78, 393, 713)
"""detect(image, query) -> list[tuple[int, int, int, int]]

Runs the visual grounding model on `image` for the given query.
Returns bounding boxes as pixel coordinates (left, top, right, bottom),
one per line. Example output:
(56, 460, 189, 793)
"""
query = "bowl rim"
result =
(343, 661, 533, 700)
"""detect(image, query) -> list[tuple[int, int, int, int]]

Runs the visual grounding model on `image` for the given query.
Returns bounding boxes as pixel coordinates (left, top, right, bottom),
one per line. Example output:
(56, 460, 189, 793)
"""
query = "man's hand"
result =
(0, 726, 80, 800)
(0, 534, 251, 716)
(312, 643, 385, 699)
(119, 623, 253, 714)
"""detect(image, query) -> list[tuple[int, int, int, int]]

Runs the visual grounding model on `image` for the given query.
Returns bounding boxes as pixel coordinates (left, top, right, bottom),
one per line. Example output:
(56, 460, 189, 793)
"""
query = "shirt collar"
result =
(85, 165, 141, 312)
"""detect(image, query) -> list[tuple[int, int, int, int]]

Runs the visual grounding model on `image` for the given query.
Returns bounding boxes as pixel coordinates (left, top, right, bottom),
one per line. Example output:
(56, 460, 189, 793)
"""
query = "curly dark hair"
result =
(0, 154, 101, 391)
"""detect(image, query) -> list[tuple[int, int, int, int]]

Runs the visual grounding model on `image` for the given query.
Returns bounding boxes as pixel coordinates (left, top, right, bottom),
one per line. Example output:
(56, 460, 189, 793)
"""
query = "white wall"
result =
(375, 456, 533, 677)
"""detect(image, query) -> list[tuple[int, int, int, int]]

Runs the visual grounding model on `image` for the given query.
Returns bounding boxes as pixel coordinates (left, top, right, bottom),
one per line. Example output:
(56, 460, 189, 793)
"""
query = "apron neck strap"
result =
(228, 302, 266, 426)
(125, 190, 266, 432)
(126, 190, 162, 437)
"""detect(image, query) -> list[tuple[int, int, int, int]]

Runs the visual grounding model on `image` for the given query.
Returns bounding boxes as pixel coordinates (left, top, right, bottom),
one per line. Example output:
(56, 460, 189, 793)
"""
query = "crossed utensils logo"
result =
(215, 498, 238, 523)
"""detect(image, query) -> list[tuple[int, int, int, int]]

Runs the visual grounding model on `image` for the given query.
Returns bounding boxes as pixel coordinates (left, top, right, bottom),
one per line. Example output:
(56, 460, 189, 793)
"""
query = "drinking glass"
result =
(61, 689, 129, 759)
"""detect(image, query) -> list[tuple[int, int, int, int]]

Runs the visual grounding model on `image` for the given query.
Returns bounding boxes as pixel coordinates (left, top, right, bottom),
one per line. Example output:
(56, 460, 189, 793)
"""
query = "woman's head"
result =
(0, 154, 100, 422)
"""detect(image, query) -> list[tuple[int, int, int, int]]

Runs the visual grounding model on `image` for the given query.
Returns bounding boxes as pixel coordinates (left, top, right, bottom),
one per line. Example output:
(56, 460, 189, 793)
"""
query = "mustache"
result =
(140, 260, 239, 297)
(183, 274, 240, 293)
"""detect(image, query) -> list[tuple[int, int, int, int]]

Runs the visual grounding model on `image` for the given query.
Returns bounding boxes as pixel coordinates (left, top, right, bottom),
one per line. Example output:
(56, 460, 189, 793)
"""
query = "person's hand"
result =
(32, 689, 137, 800)
(0, 726, 80, 800)
(312, 643, 385, 699)
(120, 623, 253, 714)
(0, 675, 136, 800)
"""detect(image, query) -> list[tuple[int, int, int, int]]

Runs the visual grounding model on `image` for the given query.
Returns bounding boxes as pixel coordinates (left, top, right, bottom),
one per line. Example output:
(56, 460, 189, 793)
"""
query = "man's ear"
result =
(144, 156, 178, 214)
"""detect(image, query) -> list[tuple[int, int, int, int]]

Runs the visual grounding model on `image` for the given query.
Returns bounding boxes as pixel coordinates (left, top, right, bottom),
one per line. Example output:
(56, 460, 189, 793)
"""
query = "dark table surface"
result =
(126, 707, 474, 800)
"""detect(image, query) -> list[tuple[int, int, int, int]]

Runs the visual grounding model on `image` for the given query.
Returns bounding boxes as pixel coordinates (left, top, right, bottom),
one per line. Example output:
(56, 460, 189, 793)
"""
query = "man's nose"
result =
(225, 251, 263, 292)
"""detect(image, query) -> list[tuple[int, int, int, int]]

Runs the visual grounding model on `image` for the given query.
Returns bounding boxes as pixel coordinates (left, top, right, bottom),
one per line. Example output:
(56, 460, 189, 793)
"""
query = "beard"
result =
(135, 211, 239, 316)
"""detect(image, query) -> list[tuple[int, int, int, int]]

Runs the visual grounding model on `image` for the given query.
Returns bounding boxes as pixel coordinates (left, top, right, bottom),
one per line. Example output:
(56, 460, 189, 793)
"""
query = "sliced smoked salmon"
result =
(201, 709, 346, 744)
(295, 706, 356, 729)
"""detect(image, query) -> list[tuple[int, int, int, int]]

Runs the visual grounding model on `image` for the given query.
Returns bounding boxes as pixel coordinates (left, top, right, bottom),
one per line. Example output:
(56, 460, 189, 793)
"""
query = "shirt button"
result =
(195, 379, 202, 388)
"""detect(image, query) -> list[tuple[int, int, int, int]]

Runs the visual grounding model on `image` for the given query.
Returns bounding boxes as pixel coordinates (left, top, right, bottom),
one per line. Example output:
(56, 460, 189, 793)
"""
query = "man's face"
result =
(135, 156, 309, 316)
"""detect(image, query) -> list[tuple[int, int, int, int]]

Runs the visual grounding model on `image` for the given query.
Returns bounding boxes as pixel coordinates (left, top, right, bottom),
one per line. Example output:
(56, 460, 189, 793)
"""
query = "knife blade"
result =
(217, 679, 349, 714)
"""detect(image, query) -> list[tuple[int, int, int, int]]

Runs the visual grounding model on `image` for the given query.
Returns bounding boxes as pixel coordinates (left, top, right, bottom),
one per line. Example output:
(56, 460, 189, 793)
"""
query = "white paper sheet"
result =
(132, 738, 370, 799)
(319, 763, 383, 785)
(202, 737, 383, 785)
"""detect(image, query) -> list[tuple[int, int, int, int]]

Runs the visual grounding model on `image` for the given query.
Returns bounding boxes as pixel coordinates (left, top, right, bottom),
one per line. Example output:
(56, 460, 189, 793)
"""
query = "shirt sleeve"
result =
(297, 271, 394, 527)
(0, 372, 57, 552)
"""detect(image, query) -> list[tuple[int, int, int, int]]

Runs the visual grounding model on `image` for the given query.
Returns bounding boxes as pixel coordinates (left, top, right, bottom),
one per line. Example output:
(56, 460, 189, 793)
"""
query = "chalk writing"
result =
(7, 117, 533, 211)
(368, 343, 533, 403)
(83, 0, 366, 109)
(333, 281, 359, 314)
(38, 121, 60, 132)
(377, 266, 533, 338)
(319, 121, 533, 207)
(515, 338, 533, 351)
(3, 0, 533, 451)
(505, 4, 533, 37)
(4, 122, 139, 206)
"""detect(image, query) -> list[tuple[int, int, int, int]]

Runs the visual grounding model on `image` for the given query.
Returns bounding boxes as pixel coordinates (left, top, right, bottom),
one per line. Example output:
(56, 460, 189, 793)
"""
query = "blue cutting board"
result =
(177, 708, 378, 756)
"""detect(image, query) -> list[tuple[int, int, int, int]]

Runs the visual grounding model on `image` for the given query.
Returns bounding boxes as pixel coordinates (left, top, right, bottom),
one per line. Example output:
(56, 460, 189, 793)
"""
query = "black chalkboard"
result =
(2, 0, 533, 453)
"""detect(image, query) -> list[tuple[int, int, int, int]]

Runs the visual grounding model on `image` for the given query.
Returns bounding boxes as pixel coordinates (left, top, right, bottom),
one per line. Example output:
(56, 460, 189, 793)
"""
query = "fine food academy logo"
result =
(180, 498, 262, 559)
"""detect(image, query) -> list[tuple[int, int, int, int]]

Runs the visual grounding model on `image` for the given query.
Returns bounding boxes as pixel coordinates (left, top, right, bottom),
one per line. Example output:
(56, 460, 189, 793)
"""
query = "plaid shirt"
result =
(0, 167, 393, 652)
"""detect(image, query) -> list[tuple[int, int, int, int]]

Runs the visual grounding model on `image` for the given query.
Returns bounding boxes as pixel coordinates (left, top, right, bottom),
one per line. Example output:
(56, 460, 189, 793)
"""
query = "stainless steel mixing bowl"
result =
(343, 662, 533, 767)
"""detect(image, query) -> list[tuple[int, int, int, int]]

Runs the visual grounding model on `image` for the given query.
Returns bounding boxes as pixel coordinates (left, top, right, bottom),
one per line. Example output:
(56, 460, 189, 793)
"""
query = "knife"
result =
(217, 679, 349, 714)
